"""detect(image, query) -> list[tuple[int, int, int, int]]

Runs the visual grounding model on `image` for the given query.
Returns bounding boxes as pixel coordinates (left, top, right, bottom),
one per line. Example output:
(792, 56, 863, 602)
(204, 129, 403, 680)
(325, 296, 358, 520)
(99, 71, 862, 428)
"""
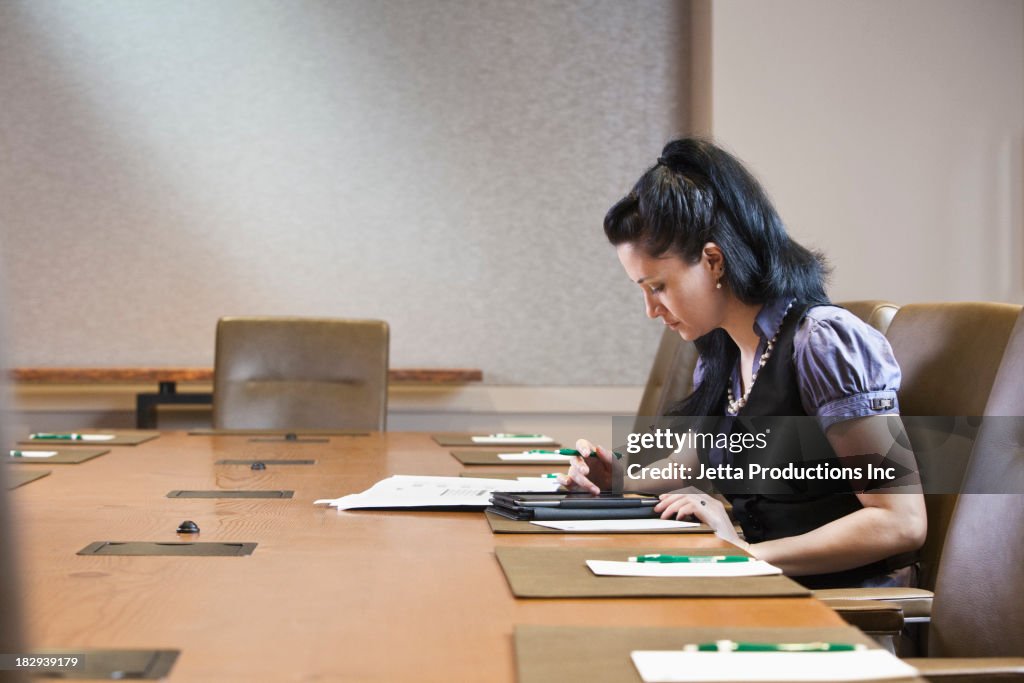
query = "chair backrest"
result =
(883, 302, 1022, 589)
(632, 329, 698, 432)
(213, 317, 389, 431)
(0, 466, 25, 683)
(929, 308, 1024, 657)
(836, 300, 899, 335)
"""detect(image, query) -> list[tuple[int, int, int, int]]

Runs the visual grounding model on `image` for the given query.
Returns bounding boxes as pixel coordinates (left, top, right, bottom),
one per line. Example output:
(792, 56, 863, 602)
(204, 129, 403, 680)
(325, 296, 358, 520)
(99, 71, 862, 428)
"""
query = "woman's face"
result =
(616, 241, 724, 341)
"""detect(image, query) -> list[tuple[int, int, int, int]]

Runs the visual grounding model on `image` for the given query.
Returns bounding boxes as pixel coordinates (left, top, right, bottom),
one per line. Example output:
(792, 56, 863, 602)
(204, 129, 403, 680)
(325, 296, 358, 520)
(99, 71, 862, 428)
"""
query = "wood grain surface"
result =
(9, 432, 846, 682)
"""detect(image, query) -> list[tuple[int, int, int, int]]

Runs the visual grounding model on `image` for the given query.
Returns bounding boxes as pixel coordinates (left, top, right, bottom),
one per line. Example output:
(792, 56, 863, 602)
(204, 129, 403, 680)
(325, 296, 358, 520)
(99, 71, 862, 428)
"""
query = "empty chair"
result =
(213, 317, 389, 431)
(884, 302, 1021, 590)
(898, 307, 1024, 676)
(924, 307, 1024, 659)
(817, 303, 1023, 645)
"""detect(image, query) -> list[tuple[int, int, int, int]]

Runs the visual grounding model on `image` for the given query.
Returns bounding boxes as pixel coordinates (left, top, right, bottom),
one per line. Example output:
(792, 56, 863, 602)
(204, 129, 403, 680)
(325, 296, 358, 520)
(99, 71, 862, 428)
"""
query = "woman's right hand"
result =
(558, 439, 615, 495)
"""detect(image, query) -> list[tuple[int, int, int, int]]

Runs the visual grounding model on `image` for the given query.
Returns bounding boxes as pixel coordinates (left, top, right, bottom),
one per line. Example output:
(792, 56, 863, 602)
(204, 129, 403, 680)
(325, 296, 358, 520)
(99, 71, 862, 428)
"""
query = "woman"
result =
(562, 138, 926, 588)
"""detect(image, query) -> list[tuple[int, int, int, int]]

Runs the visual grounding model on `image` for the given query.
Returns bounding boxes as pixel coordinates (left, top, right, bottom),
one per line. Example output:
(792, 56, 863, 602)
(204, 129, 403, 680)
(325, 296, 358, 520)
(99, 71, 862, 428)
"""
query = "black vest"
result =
(702, 303, 911, 589)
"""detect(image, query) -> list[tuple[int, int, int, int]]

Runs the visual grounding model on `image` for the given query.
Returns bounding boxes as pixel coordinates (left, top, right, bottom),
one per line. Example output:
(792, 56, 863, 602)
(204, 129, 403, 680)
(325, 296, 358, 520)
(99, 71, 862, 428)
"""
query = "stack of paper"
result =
(497, 452, 574, 462)
(470, 434, 556, 445)
(314, 475, 560, 510)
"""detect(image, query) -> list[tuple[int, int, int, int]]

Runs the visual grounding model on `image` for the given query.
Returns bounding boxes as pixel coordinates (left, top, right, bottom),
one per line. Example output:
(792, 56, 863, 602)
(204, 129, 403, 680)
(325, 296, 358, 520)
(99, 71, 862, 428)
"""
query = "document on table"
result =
(9, 450, 58, 458)
(586, 559, 782, 577)
(630, 649, 920, 682)
(313, 475, 560, 510)
(497, 452, 573, 462)
(470, 434, 556, 445)
(532, 519, 699, 532)
(30, 433, 116, 442)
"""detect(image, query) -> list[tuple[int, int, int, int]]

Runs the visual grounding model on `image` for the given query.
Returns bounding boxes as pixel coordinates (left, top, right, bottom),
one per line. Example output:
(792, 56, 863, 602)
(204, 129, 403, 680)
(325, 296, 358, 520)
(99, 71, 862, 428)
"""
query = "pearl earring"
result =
(716, 281, 722, 290)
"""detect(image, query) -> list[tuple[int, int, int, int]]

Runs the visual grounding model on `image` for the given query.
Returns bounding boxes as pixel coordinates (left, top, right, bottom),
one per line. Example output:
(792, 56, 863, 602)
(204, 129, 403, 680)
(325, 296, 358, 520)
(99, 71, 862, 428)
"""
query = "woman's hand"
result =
(557, 439, 615, 495)
(654, 492, 744, 546)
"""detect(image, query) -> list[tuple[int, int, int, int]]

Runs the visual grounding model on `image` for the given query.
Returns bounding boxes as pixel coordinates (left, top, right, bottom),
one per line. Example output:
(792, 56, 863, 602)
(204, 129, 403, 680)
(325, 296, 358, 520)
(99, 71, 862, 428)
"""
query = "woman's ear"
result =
(702, 242, 725, 278)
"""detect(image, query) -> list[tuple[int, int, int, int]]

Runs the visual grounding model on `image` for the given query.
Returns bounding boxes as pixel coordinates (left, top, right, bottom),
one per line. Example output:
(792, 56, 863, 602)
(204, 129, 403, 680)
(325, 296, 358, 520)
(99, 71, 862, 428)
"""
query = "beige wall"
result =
(0, 0, 685, 386)
(4, 1, 1023, 434)
(708, 0, 1024, 305)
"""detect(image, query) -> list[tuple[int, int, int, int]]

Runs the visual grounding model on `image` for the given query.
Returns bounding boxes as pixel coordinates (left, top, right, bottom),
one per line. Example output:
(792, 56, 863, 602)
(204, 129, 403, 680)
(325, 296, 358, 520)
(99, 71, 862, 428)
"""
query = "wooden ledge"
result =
(10, 367, 483, 385)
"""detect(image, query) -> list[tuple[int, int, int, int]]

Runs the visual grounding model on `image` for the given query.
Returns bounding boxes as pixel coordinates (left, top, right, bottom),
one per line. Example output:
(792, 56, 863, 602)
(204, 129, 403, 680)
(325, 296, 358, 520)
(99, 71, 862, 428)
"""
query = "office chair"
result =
(213, 317, 389, 431)
(895, 308, 1024, 679)
(632, 329, 698, 432)
(818, 302, 1023, 643)
(838, 299, 899, 335)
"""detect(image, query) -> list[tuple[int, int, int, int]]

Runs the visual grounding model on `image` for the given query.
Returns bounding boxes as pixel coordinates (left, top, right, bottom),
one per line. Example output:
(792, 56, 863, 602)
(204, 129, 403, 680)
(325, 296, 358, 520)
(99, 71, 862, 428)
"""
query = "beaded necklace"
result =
(725, 300, 795, 416)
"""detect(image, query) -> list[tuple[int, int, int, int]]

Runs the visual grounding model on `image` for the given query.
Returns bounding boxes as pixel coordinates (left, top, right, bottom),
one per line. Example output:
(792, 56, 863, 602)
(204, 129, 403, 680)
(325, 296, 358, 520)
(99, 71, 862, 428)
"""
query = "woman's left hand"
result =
(653, 493, 743, 546)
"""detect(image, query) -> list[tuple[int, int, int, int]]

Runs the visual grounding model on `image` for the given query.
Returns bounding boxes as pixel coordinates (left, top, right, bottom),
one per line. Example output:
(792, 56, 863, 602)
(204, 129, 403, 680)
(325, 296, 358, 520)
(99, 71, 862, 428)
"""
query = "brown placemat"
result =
(486, 511, 712, 535)
(5, 469, 51, 489)
(450, 449, 572, 465)
(431, 433, 560, 447)
(494, 546, 810, 599)
(8, 448, 110, 464)
(19, 431, 159, 446)
(515, 625, 922, 683)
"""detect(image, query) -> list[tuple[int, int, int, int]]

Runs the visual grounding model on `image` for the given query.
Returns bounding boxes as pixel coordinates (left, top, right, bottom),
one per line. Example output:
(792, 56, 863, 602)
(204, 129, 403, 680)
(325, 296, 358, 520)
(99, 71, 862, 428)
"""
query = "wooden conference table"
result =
(10, 431, 846, 682)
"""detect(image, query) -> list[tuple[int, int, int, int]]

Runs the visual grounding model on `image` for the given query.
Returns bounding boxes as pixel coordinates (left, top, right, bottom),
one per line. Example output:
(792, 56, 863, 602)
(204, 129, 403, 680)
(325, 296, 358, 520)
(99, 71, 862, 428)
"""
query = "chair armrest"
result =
(819, 598, 904, 635)
(903, 657, 1024, 681)
(814, 587, 934, 620)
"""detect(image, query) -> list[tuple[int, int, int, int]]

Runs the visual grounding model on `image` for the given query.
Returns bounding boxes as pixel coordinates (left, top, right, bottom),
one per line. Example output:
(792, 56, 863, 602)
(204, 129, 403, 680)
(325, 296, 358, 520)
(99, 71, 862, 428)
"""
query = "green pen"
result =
(629, 554, 752, 563)
(30, 433, 81, 440)
(685, 640, 865, 652)
(10, 450, 24, 457)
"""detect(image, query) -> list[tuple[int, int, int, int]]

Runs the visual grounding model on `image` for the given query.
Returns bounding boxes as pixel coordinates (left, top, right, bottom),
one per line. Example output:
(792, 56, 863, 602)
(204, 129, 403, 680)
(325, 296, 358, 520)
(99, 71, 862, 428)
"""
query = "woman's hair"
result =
(604, 138, 830, 416)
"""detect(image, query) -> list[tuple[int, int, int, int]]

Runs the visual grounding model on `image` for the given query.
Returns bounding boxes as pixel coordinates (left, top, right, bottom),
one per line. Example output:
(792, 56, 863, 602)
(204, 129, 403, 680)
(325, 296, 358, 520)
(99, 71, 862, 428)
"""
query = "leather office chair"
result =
(837, 299, 900, 335)
(896, 308, 1024, 679)
(632, 329, 698, 432)
(883, 302, 1021, 590)
(213, 317, 389, 431)
(817, 303, 1023, 644)
(0, 466, 26, 683)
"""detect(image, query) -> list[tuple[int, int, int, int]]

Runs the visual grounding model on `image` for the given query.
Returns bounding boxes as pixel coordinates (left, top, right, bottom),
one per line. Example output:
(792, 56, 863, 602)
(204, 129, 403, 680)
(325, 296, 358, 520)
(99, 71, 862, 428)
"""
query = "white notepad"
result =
(470, 435, 555, 445)
(532, 519, 698, 532)
(9, 450, 58, 458)
(630, 649, 919, 682)
(497, 453, 573, 462)
(586, 559, 782, 577)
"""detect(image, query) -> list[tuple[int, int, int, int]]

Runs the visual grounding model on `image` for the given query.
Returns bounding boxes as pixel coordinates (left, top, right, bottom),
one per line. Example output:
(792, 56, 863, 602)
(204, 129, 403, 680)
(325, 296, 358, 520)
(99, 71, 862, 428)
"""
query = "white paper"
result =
(531, 519, 699, 532)
(30, 433, 115, 441)
(586, 559, 782, 577)
(470, 435, 555, 445)
(497, 453, 573, 462)
(9, 450, 58, 458)
(630, 649, 919, 682)
(313, 474, 559, 509)
(515, 476, 561, 485)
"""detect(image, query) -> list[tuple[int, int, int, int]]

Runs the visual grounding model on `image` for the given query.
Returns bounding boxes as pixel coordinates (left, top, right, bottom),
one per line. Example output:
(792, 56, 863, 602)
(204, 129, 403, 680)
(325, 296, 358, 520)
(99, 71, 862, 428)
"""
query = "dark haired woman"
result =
(562, 138, 925, 589)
